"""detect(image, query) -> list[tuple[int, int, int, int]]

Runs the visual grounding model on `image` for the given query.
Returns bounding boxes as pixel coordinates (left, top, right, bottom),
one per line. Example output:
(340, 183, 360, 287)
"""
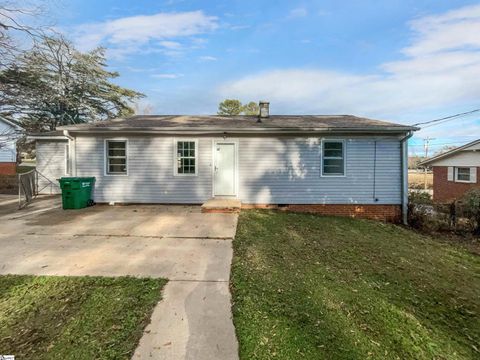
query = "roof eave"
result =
(63, 126, 416, 134)
(27, 135, 68, 141)
(418, 138, 480, 166)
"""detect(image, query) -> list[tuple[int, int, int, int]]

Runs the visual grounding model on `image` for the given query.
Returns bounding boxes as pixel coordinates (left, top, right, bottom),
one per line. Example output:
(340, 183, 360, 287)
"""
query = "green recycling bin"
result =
(58, 177, 95, 210)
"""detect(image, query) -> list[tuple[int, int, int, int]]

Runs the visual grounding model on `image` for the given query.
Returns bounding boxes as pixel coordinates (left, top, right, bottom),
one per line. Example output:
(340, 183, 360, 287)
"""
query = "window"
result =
(105, 140, 127, 175)
(65, 143, 71, 175)
(175, 140, 197, 175)
(322, 140, 345, 176)
(456, 167, 471, 182)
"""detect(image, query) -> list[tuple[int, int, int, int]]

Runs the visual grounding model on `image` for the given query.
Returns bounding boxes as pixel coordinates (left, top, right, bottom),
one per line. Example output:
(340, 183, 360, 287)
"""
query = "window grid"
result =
(106, 140, 127, 175)
(322, 141, 345, 176)
(177, 141, 197, 175)
(456, 167, 470, 182)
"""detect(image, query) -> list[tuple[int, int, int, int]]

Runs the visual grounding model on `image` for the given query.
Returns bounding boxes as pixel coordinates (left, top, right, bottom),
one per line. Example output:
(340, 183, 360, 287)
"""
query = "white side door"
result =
(214, 142, 236, 196)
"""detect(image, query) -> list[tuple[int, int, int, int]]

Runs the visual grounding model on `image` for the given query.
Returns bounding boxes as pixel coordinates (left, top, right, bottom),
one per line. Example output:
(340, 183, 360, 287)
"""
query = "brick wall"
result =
(242, 204, 402, 223)
(0, 175, 17, 194)
(0, 162, 16, 175)
(433, 166, 480, 203)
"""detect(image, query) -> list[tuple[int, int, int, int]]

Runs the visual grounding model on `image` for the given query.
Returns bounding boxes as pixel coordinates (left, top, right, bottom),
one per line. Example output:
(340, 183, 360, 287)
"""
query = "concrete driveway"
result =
(0, 198, 239, 360)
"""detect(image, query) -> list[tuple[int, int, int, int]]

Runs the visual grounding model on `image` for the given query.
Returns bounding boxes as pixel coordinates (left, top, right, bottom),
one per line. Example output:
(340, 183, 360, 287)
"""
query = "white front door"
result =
(214, 142, 236, 196)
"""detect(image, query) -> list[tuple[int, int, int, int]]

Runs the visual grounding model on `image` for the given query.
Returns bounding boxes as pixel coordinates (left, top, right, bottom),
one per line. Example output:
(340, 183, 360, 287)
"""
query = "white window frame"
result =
(64, 142, 71, 176)
(455, 166, 471, 183)
(321, 139, 346, 177)
(104, 139, 128, 176)
(174, 138, 199, 176)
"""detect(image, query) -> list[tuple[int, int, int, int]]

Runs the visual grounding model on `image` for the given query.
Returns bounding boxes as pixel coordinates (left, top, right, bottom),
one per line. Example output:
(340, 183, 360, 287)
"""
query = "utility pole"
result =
(423, 137, 435, 190)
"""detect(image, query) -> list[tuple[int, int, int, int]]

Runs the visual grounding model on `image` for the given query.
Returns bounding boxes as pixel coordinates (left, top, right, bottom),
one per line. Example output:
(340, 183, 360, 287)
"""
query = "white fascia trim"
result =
(28, 136, 68, 141)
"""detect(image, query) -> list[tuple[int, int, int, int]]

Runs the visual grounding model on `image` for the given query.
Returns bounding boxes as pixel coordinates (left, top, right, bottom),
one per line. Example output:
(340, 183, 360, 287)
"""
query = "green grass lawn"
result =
(231, 211, 480, 360)
(0, 275, 166, 359)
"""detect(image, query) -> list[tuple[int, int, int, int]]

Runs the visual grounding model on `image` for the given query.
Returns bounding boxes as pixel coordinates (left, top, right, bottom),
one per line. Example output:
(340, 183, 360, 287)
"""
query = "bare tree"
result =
(0, 35, 144, 131)
(0, 1, 47, 68)
(0, 2, 143, 134)
(0, 127, 17, 148)
(433, 145, 457, 156)
(134, 102, 155, 115)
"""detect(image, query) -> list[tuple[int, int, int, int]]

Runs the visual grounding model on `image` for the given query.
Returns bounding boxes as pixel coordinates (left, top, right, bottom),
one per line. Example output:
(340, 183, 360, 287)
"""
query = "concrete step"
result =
(201, 198, 242, 213)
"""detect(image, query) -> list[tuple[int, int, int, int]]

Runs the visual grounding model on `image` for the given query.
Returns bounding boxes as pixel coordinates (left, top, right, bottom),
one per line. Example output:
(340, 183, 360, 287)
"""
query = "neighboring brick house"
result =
(419, 139, 480, 203)
(0, 117, 22, 175)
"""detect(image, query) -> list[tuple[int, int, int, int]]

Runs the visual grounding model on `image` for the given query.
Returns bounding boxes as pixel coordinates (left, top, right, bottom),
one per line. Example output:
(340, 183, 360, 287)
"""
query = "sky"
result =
(45, 0, 480, 154)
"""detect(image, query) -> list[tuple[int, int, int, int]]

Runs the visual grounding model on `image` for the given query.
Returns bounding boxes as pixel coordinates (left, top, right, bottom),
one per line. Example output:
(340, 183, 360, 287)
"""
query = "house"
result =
(419, 139, 479, 202)
(30, 103, 417, 223)
(0, 117, 22, 175)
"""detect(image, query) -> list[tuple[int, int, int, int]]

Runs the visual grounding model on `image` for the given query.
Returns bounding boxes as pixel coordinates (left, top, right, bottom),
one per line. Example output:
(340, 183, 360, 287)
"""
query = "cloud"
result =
(228, 24, 251, 31)
(199, 55, 218, 61)
(317, 10, 331, 17)
(158, 41, 182, 49)
(72, 11, 218, 57)
(419, 119, 480, 139)
(218, 4, 480, 138)
(288, 7, 308, 18)
(404, 5, 480, 56)
(152, 73, 184, 79)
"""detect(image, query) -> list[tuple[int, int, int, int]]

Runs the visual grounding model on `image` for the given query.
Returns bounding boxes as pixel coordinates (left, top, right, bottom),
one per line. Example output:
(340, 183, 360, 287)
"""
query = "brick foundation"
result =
(433, 166, 480, 203)
(0, 162, 16, 175)
(242, 204, 402, 222)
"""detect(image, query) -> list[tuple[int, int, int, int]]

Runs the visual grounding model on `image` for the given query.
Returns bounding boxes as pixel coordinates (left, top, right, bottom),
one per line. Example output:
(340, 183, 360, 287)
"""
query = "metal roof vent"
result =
(258, 101, 269, 122)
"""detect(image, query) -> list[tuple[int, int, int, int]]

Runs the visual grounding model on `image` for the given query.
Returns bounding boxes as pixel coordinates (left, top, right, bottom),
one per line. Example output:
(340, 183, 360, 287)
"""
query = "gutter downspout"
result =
(63, 130, 76, 176)
(401, 130, 414, 225)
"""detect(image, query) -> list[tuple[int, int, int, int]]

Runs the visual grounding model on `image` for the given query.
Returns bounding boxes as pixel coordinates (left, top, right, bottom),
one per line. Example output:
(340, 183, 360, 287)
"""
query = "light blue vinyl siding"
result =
(238, 137, 401, 205)
(39, 135, 402, 204)
(75, 136, 212, 203)
(0, 120, 17, 162)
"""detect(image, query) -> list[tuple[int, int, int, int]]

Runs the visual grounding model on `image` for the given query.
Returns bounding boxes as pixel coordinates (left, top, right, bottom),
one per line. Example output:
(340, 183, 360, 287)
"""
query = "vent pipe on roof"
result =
(258, 101, 270, 122)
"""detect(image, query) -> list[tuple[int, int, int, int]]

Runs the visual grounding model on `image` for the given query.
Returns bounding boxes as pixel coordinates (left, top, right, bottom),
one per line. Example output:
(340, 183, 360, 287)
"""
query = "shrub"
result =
(409, 190, 432, 205)
(408, 191, 435, 230)
(460, 189, 480, 235)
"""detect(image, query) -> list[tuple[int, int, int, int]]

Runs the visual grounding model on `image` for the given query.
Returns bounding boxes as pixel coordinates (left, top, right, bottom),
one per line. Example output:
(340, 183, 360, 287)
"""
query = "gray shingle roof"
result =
(56, 115, 416, 133)
(28, 130, 65, 138)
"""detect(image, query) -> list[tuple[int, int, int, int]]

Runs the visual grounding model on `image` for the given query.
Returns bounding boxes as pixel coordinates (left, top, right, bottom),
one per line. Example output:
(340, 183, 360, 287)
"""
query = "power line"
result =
(410, 141, 465, 148)
(428, 141, 465, 145)
(412, 108, 480, 127)
(422, 137, 435, 189)
(421, 112, 475, 129)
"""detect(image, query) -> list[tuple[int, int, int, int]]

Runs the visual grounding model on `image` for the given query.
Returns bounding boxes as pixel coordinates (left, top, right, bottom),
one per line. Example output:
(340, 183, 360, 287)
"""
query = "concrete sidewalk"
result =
(133, 280, 237, 359)
(0, 201, 239, 360)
